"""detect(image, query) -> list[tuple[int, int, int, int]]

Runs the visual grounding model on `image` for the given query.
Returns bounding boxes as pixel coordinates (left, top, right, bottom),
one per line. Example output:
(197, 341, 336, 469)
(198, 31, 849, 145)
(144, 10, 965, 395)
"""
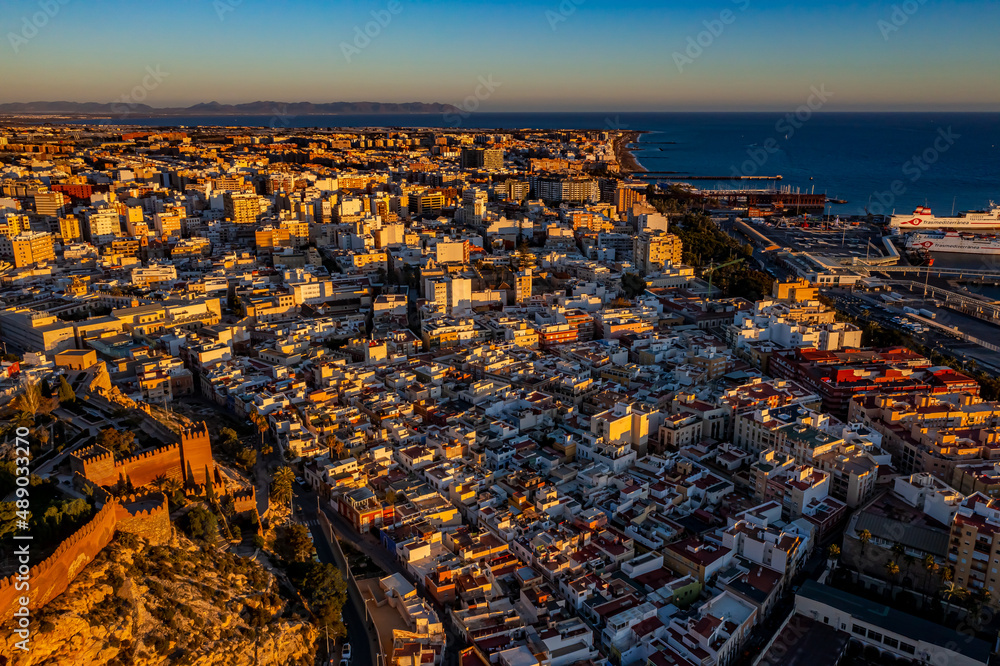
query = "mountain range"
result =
(0, 100, 461, 116)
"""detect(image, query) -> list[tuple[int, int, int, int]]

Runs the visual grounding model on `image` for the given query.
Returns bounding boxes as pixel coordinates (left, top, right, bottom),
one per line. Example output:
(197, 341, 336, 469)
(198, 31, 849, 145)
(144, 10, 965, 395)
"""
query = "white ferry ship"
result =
(890, 204, 1000, 230)
(905, 231, 1000, 255)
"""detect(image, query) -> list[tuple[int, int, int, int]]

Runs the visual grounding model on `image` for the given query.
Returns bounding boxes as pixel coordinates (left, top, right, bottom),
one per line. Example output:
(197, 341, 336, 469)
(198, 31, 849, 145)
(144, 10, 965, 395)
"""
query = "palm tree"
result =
(856, 529, 872, 583)
(162, 477, 184, 507)
(923, 554, 939, 591)
(941, 568, 961, 617)
(251, 412, 268, 447)
(271, 466, 295, 509)
(885, 560, 900, 598)
(858, 529, 872, 559)
(827, 544, 841, 575)
(891, 542, 904, 563)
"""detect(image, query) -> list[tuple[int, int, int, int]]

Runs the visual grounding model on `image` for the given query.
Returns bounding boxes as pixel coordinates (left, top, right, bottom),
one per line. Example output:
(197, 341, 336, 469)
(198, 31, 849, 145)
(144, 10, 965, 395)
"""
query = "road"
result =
(295, 485, 465, 666)
(293, 484, 377, 666)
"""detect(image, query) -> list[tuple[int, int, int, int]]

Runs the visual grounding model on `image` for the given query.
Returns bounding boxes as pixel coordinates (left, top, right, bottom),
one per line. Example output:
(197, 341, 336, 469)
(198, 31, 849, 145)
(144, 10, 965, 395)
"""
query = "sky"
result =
(1, 0, 998, 111)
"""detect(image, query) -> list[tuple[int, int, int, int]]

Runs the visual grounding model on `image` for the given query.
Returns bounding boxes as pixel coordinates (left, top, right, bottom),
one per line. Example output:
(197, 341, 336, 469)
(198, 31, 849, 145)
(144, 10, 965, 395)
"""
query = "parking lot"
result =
(751, 223, 885, 259)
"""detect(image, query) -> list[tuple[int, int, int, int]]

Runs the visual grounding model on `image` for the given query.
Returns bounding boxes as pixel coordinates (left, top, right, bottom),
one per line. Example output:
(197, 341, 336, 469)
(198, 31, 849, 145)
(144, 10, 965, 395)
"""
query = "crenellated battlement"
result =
(0, 500, 118, 605)
(118, 442, 181, 466)
(0, 492, 173, 623)
(181, 422, 210, 439)
(72, 445, 115, 464)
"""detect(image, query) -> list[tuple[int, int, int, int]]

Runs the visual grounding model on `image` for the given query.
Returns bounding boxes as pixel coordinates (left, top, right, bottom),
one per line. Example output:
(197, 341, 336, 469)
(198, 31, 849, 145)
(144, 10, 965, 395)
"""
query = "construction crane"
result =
(702, 257, 744, 298)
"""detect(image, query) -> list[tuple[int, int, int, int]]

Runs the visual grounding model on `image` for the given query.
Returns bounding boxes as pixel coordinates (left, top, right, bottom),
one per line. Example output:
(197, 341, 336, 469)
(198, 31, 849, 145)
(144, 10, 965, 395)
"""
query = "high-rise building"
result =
(84, 208, 122, 243)
(281, 220, 310, 248)
(153, 211, 182, 238)
(460, 147, 503, 171)
(614, 183, 646, 214)
(415, 193, 445, 215)
(224, 192, 260, 225)
(34, 191, 67, 218)
(124, 206, 146, 236)
(635, 230, 684, 273)
(951, 494, 1000, 599)
(425, 276, 473, 313)
(436, 240, 470, 265)
(12, 232, 55, 267)
(58, 215, 82, 243)
(462, 188, 488, 224)
(515, 269, 532, 304)
(530, 176, 599, 203)
(0, 213, 28, 238)
(499, 179, 530, 201)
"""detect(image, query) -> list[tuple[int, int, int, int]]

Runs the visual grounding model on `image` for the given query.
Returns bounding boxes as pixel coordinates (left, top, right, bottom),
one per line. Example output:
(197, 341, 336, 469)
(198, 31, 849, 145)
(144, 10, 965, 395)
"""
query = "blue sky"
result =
(2, 0, 998, 110)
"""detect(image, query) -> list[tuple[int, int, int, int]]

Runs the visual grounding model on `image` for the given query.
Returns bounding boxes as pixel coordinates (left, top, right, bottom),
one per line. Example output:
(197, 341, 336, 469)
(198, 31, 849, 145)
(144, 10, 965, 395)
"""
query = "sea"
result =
(85, 110, 998, 222)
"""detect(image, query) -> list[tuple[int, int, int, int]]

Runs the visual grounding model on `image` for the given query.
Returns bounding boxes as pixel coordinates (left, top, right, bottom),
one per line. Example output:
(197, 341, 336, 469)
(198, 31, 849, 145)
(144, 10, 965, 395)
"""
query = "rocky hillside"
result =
(0, 533, 316, 666)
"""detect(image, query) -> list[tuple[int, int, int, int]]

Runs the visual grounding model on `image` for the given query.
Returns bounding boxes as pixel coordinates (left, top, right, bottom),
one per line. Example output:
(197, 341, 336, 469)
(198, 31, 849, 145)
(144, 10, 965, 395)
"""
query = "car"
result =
(342, 643, 352, 660)
(295, 476, 305, 486)
(340, 660, 349, 666)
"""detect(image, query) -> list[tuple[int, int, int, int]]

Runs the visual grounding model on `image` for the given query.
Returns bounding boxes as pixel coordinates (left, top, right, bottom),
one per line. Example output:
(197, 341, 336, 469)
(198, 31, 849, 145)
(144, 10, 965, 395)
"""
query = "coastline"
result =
(613, 130, 648, 174)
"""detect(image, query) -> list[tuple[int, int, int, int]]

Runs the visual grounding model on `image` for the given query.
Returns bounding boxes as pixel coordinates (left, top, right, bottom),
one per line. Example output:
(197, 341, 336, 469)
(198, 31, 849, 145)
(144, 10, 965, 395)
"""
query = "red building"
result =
(769, 347, 978, 416)
(337, 487, 395, 533)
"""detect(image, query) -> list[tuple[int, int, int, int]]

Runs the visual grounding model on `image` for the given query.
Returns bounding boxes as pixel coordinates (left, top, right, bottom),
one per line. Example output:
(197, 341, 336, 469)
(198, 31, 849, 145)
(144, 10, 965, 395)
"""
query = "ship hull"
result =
(906, 236, 1000, 255)
(890, 205, 1000, 230)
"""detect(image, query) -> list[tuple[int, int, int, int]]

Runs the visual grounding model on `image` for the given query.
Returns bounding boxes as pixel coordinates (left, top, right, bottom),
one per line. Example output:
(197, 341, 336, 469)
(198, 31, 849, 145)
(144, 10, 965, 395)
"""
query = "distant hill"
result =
(0, 100, 461, 116)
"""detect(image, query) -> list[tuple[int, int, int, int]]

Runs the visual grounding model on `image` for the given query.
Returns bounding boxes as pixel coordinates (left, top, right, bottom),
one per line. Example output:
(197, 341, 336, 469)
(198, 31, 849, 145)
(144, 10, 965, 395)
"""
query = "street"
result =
(293, 484, 377, 666)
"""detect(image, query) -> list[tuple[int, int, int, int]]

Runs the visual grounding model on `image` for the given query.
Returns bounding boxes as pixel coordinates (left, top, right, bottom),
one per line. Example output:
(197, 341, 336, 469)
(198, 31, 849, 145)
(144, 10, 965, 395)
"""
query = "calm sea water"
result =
(86, 111, 999, 217)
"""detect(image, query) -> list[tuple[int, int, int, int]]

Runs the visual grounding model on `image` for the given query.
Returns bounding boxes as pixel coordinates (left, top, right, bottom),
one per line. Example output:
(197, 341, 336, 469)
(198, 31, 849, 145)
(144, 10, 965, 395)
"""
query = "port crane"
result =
(702, 257, 744, 298)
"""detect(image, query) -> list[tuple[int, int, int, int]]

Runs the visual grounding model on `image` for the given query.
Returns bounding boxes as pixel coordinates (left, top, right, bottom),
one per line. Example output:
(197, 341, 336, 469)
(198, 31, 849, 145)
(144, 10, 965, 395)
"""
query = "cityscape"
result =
(1, 2, 1000, 666)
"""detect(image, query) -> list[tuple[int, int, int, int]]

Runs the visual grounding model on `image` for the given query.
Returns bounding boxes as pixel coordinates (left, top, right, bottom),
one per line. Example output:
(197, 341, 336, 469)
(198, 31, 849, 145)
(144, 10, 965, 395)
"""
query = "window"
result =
(900, 643, 916, 655)
(867, 629, 883, 642)
(852, 625, 866, 636)
(883, 637, 899, 649)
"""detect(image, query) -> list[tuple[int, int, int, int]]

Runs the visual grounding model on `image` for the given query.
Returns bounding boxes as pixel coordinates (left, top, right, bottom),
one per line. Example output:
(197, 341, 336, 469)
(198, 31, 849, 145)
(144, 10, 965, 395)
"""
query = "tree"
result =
(236, 447, 257, 471)
(923, 554, 939, 590)
(250, 413, 268, 447)
(162, 477, 185, 507)
(0, 502, 18, 541)
(57, 375, 76, 404)
(329, 437, 346, 460)
(855, 529, 872, 583)
(40, 381, 52, 399)
(183, 505, 218, 542)
(515, 240, 533, 271)
(858, 529, 872, 558)
(891, 542, 905, 563)
(219, 427, 240, 456)
(827, 544, 841, 568)
(292, 562, 348, 639)
(271, 466, 295, 507)
(279, 524, 314, 563)
(884, 560, 900, 597)
(13, 382, 45, 422)
(621, 273, 647, 299)
(96, 428, 136, 458)
(940, 567, 961, 617)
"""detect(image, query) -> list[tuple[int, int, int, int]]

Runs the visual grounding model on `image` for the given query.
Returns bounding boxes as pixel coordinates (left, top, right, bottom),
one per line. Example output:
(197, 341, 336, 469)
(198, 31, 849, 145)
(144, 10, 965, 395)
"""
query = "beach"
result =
(613, 130, 647, 173)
